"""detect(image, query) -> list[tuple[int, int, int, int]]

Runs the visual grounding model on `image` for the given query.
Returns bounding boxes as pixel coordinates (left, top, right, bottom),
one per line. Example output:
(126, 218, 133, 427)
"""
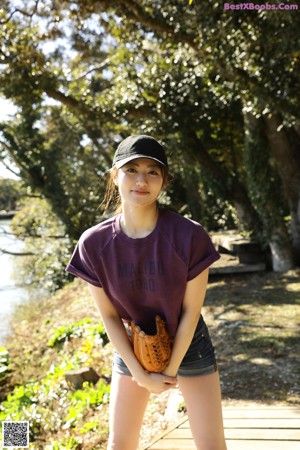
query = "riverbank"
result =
(0, 219, 28, 344)
(1, 271, 299, 449)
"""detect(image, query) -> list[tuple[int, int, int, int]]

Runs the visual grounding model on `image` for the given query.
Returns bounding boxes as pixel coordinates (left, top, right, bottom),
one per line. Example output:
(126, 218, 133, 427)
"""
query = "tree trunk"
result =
(269, 227, 296, 271)
(264, 113, 300, 265)
(243, 112, 295, 271)
(183, 130, 261, 233)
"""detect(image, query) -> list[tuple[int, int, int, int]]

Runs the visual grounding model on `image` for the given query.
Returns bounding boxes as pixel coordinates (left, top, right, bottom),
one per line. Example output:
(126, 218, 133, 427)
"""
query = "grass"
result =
(0, 270, 299, 449)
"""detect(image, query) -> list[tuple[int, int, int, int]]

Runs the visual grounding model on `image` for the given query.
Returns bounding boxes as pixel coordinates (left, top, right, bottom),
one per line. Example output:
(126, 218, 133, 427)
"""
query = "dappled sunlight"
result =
(285, 282, 300, 293)
(204, 272, 300, 404)
(248, 357, 274, 366)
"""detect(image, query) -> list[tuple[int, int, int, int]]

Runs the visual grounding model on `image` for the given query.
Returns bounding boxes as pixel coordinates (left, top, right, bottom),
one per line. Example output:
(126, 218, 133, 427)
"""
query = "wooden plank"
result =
(167, 428, 300, 440)
(178, 418, 300, 429)
(143, 407, 300, 450)
(225, 428, 300, 440)
(224, 418, 300, 428)
(222, 408, 300, 419)
(226, 441, 300, 450)
(147, 441, 300, 450)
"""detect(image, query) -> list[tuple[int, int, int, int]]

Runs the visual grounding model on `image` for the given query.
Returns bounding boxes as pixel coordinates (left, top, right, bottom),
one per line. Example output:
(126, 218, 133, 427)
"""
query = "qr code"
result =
(2, 421, 29, 448)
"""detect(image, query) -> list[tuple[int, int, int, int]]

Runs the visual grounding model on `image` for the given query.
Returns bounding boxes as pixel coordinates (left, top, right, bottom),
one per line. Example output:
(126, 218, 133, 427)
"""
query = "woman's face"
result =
(114, 158, 164, 208)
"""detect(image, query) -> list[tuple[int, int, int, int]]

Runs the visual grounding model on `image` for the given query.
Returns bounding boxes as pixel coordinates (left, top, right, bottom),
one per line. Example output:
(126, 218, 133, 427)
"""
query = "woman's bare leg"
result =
(107, 371, 150, 450)
(178, 371, 227, 450)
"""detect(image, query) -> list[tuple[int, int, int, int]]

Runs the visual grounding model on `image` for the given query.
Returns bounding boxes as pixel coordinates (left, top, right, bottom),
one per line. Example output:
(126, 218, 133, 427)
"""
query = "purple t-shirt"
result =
(66, 209, 220, 337)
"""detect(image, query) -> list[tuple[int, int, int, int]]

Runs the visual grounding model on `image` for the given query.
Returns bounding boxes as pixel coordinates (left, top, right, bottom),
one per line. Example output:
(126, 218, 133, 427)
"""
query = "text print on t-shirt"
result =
(118, 261, 164, 292)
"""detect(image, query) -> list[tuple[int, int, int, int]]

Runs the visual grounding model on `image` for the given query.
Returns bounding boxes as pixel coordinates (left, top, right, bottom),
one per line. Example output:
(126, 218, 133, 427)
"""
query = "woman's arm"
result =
(163, 268, 209, 377)
(87, 283, 177, 393)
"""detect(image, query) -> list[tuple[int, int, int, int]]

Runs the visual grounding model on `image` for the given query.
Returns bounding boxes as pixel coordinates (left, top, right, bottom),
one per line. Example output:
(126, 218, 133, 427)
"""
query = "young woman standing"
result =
(67, 135, 227, 450)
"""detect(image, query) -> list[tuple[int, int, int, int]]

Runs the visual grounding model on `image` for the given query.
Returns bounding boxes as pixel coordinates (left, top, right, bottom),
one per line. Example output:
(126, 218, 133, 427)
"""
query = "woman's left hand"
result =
(132, 371, 177, 394)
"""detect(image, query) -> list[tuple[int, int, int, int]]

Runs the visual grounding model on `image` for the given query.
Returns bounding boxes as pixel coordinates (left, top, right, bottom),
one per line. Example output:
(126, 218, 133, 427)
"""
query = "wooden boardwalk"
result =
(144, 406, 300, 449)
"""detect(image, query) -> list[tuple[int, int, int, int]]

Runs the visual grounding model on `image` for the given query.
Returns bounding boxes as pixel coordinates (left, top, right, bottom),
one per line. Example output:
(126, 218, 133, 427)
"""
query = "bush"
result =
(11, 197, 72, 293)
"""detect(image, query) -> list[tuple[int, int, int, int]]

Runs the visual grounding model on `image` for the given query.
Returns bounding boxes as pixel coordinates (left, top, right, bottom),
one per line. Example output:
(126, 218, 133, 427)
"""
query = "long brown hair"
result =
(101, 164, 172, 216)
(101, 167, 121, 216)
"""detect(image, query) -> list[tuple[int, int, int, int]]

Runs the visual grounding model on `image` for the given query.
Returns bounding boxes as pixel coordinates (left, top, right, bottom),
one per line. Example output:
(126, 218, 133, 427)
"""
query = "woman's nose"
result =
(136, 173, 147, 185)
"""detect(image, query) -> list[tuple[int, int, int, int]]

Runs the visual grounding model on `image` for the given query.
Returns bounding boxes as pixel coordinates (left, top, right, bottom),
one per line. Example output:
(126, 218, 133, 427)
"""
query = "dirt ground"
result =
(205, 270, 299, 405)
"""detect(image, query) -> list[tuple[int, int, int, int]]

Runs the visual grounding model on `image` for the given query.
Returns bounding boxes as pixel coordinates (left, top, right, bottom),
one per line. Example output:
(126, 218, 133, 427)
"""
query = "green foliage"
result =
(0, 382, 41, 441)
(46, 436, 82, 450)
(64, 381, 110, 429)
(0, 368, 110, 440)
(79, 420, 99, 434)
(0, 317, 110, 446)
(0, 178, 24, 211)
(47, 324, 85, 348)
(0, 347, 10, 380)
(47, 318, 108, 348)
(10, 196, 72, 293)
(0, 0, 299, 269)
(0, 281, 114, 448)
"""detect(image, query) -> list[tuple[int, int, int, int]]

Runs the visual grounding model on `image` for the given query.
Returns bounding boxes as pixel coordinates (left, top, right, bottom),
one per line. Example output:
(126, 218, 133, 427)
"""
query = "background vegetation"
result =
(0, 3, 299, 448)
(0, 0, 300, 289)
(0, 178, 25, 212)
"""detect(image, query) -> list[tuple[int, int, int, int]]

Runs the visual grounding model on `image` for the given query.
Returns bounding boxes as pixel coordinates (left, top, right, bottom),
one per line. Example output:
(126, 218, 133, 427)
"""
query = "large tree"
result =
(1, 0, 299, 270)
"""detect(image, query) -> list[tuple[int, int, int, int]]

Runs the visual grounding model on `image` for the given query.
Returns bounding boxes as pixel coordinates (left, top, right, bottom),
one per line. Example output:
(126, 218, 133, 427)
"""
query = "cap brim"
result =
(114, 154, 166, 169)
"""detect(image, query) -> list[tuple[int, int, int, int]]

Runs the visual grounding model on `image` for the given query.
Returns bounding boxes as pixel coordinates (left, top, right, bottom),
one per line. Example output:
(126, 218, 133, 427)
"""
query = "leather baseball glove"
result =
(130, 315, 173, 373)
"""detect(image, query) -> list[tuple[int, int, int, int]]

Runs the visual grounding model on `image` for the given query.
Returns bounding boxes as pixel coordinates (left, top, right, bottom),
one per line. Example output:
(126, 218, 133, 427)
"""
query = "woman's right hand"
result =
(132, 371, 177, 394)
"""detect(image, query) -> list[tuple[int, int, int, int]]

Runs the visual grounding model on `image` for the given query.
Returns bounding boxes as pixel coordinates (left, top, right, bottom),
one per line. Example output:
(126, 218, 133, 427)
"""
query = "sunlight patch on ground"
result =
(248, 357, 273, 366)
(285, 283, 300, 293)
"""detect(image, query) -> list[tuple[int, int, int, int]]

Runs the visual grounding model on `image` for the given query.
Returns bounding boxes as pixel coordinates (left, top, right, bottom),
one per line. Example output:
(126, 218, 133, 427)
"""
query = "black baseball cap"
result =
(113, 135, 168, 168)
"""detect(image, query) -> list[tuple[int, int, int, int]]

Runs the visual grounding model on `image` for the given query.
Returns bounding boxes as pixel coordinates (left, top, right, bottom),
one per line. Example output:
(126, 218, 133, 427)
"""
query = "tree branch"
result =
(0, 158, 20, 178)
(95, 0, 298, 119)
(109, 0, 196, 47)
(0, 227, 66, 240)
(72, 57, 115, 82)
(0, 137, 35, 183)
(0, 0, 40, 25)
(0, 247, 35, 256)
(43, 87, 92, 113)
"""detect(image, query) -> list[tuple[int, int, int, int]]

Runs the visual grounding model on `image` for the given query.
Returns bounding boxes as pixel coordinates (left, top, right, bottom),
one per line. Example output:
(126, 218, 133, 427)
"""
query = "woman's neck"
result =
(120, 204, 159, 238)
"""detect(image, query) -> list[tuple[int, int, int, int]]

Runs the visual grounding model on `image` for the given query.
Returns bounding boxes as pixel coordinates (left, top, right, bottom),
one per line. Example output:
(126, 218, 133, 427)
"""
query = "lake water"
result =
(0, 220, 28, 345)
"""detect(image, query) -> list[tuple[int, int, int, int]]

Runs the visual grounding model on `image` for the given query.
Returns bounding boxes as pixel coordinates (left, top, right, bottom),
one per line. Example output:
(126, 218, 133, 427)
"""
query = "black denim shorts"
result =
(113, 315, 218, 377)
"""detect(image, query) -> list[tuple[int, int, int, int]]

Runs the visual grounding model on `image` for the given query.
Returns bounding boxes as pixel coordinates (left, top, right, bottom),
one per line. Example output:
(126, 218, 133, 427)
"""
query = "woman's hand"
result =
(132, 371, 177, 394)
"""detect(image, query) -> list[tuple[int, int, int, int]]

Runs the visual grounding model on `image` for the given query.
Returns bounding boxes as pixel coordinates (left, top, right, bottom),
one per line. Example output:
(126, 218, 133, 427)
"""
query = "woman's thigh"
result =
(108, 371, 150, 450)
(178, 371, 227, 450)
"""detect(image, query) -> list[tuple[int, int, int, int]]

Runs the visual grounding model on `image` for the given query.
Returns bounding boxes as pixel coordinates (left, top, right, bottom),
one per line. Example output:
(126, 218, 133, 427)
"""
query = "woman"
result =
(66, 135, 227, 450)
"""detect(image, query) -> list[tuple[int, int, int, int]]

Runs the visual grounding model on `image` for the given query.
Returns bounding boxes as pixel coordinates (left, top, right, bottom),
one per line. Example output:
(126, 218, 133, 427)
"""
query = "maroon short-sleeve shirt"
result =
(66, 209, 220, 336)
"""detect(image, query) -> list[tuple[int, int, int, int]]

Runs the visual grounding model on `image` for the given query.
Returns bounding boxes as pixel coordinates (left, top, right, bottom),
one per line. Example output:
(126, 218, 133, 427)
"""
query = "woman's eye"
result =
(126, 167, 136, 173)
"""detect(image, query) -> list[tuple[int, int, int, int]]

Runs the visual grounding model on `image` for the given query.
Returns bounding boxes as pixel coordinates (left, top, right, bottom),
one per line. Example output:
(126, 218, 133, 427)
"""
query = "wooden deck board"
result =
(143, 406, 300, 450)
(168, 427, 300, 440)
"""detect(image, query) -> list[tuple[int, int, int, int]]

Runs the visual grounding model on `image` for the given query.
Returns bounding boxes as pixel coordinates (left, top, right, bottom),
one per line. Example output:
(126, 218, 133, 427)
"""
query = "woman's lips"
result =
(131, 190, 149, 195)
